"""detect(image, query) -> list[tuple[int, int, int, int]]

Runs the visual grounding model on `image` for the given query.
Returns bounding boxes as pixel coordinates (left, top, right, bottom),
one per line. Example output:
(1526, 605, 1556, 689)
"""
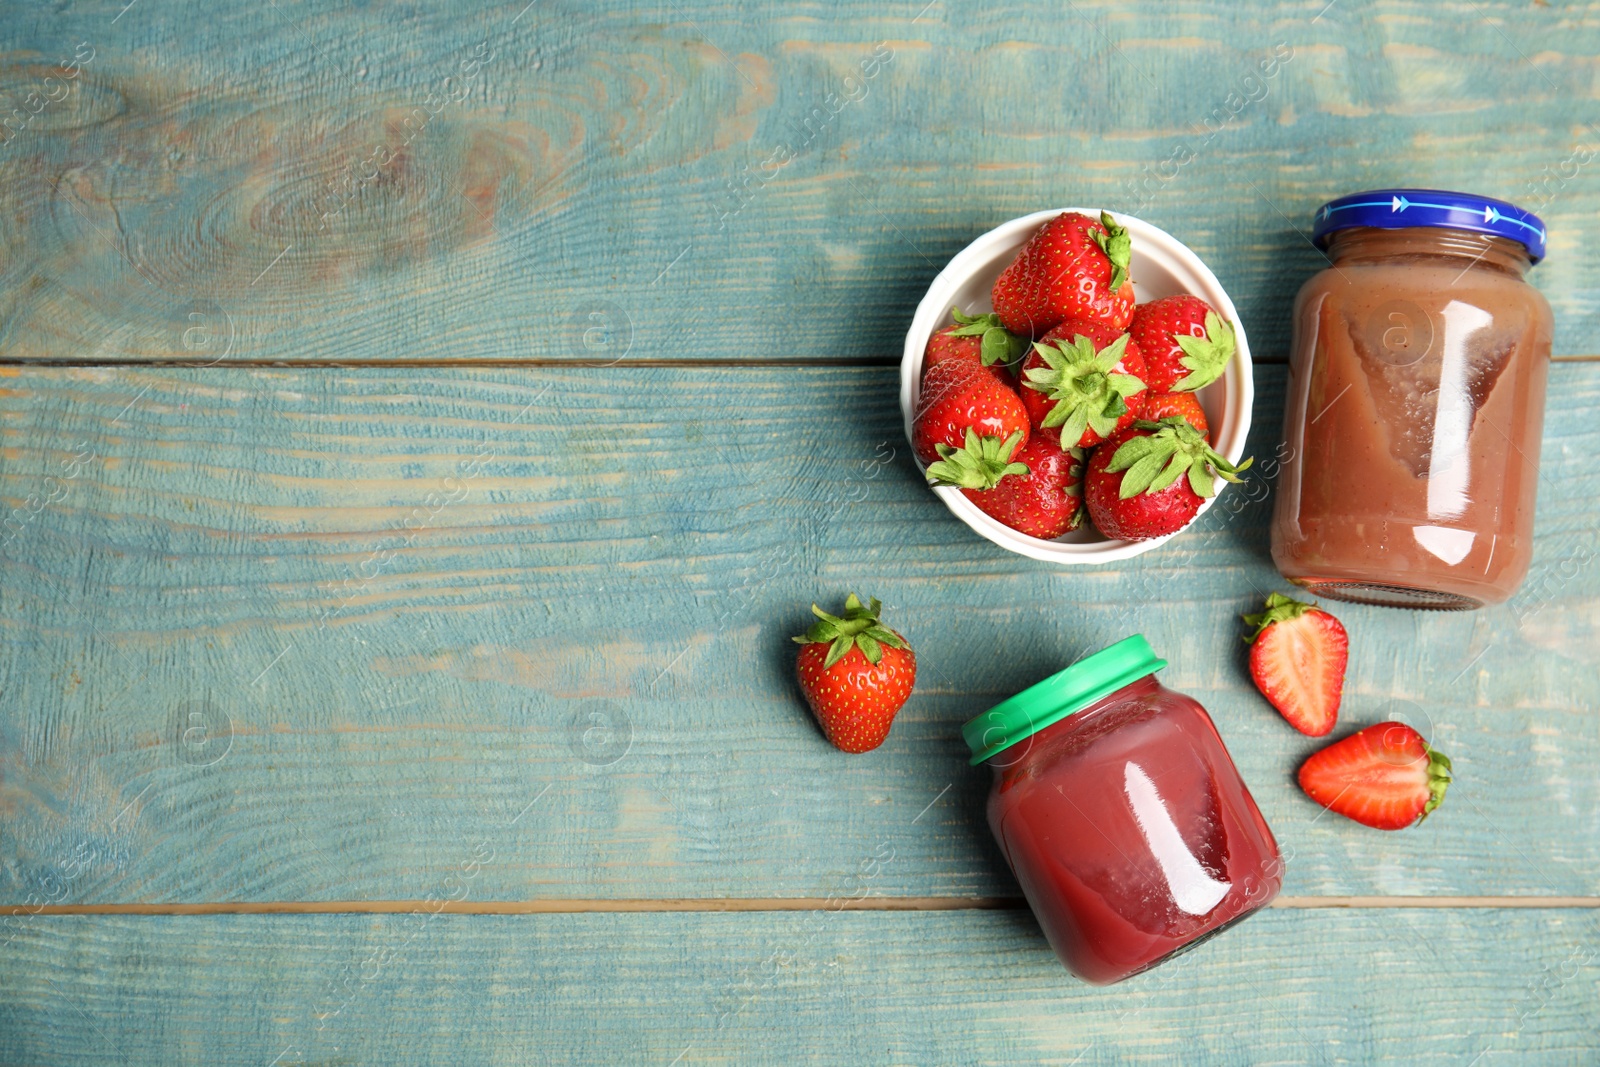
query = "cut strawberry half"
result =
(1298, 722, 1452, 830)
(1243, 593, 1348, 736)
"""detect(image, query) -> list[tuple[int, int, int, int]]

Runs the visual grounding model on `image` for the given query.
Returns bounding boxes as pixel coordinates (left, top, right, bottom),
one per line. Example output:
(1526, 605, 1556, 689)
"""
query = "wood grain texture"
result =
(3, 909, 1598, 1065)
(3, 1, 1600, 363)
(4, 2, 1599, 1062)
(1, 363, 1596, 904)
(11, 895, 1600, 915)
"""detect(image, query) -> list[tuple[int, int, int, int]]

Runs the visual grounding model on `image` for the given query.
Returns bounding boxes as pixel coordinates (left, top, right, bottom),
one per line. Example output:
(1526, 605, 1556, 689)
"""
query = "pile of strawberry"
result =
(913, 211, 1248, 541)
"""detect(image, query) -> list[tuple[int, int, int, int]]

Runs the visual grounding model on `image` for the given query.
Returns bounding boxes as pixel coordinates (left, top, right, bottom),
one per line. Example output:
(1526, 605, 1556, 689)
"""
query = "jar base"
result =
(1291, 577, 1481, 611)
(1098, 902, 1270, 985)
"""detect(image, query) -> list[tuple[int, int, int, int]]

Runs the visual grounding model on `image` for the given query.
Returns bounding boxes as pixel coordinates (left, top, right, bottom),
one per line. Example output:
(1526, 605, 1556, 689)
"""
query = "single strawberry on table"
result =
(1243, 592, 1348, 737)
(924, 306, 1028, 374)
(1082, 415, 1251, 541)
(927, 430, 1086, 539)
(1127, 294, 1236, 394)
(1141, 392, 1210, 440)
(1298, 721, 1452, 830)
(793, 594, 917, 754)
(913, 355, 1031, 466)
(991, 211, 1136, 338)
(1019, 317, 1148, 450)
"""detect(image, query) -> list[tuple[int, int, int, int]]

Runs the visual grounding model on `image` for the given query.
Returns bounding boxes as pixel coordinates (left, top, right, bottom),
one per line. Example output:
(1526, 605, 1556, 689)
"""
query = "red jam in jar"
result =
(963, 635, 1281, 984)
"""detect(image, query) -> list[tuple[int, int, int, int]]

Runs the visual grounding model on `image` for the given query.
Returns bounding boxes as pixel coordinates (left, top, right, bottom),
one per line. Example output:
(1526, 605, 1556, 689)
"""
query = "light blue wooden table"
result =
(2, 1, 1597, 1063)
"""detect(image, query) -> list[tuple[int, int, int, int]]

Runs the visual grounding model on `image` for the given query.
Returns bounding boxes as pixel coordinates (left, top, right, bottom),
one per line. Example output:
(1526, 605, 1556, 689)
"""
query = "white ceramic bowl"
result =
(900, 208, 1254, 565)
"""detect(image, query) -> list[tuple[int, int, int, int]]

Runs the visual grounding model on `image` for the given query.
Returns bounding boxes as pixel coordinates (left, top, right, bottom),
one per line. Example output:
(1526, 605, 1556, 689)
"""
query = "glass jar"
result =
(963, 635, 1281, 985)
(1272, 189, 1553, 609)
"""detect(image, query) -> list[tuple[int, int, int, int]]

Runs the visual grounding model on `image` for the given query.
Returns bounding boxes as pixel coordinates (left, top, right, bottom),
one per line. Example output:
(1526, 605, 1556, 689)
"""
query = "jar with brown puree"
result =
(1272, 189, 1552, 610)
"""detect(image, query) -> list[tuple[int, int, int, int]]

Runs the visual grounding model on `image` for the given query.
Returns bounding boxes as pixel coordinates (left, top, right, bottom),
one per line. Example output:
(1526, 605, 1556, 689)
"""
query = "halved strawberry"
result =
(1243, 593, 1348, 736)
(1298, 722, 1452, 831)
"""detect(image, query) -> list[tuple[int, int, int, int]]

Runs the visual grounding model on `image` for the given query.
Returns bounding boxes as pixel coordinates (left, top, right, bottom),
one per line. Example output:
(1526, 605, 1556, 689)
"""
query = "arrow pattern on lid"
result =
(1319, 195, 1545, 244)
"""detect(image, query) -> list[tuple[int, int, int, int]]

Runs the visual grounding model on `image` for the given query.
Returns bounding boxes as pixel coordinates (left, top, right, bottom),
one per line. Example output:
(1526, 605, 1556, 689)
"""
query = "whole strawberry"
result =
(793, 594, 916, 753)
(913, 357, 1030, 466)
(957, 436, 1086, 540)
(1019, 317, 1147, 450)
(1083, 416, 1251, 541)
(923, 428, 1029, 493)
(1299, 722, 1452, 830)
(991, 211, 1135, 338)
(924, 307, 1028, 374)
(1127, 295, 1236, 393)
(1243, 593, 1348, 737)
(1140, 392, 1210, 440)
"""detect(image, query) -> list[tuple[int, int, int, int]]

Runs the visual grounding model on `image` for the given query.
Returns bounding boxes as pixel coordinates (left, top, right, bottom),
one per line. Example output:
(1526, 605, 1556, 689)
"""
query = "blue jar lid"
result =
(1312, 189, 1546, 263)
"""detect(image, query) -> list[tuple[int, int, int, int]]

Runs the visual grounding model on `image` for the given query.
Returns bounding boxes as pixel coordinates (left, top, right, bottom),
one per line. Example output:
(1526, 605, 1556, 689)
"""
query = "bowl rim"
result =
(899, 207, 1255, 565)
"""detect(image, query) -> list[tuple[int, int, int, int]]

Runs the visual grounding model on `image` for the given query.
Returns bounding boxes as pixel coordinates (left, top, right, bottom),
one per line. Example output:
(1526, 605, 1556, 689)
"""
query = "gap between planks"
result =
(2, 354, 1599, 369)
(0, 357, 904, 369)
(8, 896, 1600, 916)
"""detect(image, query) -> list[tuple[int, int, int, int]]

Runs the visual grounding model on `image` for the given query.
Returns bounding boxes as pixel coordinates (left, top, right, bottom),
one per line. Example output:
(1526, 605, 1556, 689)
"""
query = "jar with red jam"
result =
(963, 635, 1281, 984)
(1272, 189, 1553, 609)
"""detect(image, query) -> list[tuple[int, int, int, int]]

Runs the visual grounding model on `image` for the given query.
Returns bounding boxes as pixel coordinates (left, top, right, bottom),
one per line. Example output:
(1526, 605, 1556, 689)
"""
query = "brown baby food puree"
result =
(1273, 223, 1552, 609)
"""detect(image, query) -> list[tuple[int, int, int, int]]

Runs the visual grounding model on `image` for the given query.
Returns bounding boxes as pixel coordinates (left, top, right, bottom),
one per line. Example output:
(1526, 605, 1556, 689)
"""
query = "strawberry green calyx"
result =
(1421, 745, 1453, 821)
(1107, 416, 1252, 500)
(792, 593, 908, 668)
(1091, 211, 1132, 292)
(948, 307, 1028, 369)
(1241, 592, 1317, 644)
(1067, 445, 1086, 488)
(1066, 445, 1087, 527)
(1023, 335, 1145, 449)
(1172, 311, 1236, 391)
(925, 428, 1029, 490)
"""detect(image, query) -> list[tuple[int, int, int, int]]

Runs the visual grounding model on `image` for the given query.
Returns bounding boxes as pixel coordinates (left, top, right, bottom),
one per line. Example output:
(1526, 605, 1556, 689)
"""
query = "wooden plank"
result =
(2, 1, 1599, 363)
(1, 362, 1595, 904)
(2, 909, 1597, 1064)
(10, 895, 1600, 915)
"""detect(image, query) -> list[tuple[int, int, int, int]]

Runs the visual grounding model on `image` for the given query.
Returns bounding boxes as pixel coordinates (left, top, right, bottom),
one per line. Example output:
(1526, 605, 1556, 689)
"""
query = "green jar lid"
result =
(962, 634, 1167, 765)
